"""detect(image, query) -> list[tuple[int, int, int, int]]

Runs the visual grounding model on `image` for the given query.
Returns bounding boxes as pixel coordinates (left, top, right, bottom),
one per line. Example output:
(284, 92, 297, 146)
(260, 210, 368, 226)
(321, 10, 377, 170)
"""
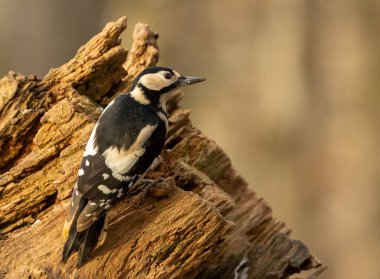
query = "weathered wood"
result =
(0, 17, 324, 278)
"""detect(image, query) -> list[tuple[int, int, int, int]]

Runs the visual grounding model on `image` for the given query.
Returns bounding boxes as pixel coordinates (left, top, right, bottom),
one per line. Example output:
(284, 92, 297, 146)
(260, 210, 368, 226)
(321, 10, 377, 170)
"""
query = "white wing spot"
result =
(89, 202, 97, 206)
(75, 189, 79, 196)
(105, 204, 111, 210)
(117, 188, 123, 198)
(102, 173, 110, 180)
(112, 172, 131, 182)
(98, 185, 112, 194)
(128, 181, 134, 188)
(78, 168, 84, 176)
(85, 159, 90, 166)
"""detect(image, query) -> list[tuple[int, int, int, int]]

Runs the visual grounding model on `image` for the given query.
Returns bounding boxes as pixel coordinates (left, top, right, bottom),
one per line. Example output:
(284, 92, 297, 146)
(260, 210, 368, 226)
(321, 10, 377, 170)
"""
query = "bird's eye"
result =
(164, 72, 172, 79)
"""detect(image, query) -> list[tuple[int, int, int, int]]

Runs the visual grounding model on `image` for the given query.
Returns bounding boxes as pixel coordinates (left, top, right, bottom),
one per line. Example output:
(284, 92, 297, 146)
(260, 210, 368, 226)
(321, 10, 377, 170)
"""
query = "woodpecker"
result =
(62, 66, 205, 266)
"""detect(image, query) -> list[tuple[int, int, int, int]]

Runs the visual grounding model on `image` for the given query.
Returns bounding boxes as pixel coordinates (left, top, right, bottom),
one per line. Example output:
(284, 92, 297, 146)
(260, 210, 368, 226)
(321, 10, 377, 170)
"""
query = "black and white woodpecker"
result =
(61, 66, 205, 266)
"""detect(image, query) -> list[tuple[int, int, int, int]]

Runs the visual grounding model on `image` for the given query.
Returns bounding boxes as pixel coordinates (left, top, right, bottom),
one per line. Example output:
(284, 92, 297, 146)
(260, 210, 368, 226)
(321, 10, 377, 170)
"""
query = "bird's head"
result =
(130, 66, 205, 108)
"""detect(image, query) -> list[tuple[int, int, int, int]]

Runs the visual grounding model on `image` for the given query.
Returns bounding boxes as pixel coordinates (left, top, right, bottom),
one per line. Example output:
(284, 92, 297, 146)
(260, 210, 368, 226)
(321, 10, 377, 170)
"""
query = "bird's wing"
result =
(73, 123, 158, 232)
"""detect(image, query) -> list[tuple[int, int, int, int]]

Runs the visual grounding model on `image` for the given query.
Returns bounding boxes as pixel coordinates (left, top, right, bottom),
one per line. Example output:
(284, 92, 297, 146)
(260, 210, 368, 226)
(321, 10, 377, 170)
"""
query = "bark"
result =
(0, 17, 324, 279)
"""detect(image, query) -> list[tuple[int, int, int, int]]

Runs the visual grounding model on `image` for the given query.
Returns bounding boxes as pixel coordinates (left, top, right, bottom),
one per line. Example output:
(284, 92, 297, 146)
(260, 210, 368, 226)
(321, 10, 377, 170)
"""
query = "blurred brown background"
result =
(1, 1, 379, 278)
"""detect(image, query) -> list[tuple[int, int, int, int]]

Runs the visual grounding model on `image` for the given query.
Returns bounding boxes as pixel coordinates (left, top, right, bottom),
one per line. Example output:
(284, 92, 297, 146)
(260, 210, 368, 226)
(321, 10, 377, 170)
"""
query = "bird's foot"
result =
(140, 178, 174, 204)
(127, 178, 164, 197)
(127, 178, 175, 205)
(141, 178, 166, 198)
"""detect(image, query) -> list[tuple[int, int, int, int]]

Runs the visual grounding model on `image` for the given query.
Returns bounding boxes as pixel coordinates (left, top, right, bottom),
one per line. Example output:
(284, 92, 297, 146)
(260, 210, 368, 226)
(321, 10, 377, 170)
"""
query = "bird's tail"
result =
(62, 198, 86, 263)
(62, 199, 106, 267)
(77, 214, 106, 267)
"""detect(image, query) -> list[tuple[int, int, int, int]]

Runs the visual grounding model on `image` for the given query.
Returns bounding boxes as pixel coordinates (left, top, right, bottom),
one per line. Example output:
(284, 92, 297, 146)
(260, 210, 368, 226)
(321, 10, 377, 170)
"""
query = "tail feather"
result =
(62, 198, 106, 266)
(62, 230, 85, 262)
(62, 198, 87, 262)
(77, 215, 106, 267)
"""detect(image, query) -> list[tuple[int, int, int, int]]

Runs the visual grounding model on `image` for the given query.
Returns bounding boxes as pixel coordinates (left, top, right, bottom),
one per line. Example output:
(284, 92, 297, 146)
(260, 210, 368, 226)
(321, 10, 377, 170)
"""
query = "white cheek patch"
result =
(140, 73, 167, 91)
(103, 124, 157, 174)
(139, 71, 178, 91)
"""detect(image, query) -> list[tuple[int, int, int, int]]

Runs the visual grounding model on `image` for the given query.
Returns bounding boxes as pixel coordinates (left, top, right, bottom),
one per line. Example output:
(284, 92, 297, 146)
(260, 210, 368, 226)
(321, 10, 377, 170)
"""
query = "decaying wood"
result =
(0, 17, 324, 278)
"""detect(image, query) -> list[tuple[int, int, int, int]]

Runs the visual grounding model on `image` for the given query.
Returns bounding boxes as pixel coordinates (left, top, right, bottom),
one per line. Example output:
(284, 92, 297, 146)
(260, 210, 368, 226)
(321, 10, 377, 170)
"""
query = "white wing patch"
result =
(112, 172, 131, 182)
(103, 124, 157, 174)
(104, 148, 144, 174)
(98, 185, 112, 194)
(83, 123, 99, 156)
(83, 100, 116, 156)
(117, 188, 123, 198)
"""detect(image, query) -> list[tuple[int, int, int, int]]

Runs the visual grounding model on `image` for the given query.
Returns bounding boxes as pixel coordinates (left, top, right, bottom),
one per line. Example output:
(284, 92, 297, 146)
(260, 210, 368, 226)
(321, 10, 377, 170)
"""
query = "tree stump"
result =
(0, 17, 325, 279)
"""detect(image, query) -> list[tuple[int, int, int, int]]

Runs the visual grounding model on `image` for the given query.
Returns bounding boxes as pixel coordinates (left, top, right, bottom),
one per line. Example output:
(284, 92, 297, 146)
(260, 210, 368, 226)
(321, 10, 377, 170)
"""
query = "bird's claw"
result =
(141, 178, 166, 197)
(127, 178, 166, 197)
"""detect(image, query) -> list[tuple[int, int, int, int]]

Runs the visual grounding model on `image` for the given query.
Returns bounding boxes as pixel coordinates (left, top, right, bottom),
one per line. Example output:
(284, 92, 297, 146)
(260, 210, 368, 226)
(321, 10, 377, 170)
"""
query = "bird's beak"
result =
(178, 76, 206, 87)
